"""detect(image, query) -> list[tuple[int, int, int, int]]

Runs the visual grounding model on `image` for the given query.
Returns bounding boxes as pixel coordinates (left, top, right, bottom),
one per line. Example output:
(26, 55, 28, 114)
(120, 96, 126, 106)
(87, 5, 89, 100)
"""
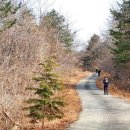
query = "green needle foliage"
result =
(41, 9, 74, 50)
(24, 56, 64, 130)
(110, 0, 130, 66)
(0, 0, 21, 31)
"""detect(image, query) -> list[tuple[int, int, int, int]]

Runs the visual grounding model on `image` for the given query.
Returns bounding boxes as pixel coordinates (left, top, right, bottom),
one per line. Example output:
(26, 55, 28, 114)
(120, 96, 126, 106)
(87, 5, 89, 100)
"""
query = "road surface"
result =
(68, 73, 130, 130)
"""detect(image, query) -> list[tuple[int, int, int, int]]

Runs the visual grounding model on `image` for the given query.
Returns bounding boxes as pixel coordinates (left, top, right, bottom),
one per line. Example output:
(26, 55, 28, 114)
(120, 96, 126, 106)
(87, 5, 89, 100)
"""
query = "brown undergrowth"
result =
(39, 71, 89, 130)
(96, 72, 130, 100)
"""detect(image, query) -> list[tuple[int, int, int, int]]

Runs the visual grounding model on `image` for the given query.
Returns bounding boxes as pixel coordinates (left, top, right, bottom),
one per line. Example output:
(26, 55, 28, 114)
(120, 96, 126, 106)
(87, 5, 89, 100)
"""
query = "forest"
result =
(0, 0, 130, 130)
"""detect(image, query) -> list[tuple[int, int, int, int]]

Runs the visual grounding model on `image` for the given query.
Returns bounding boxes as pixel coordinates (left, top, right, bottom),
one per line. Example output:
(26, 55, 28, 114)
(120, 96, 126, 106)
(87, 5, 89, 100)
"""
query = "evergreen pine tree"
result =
(24, 56, 64, 130)
(40, 9, 74, 50)
(81, 34, 103, 70)
(0, 0, 21, 31)
(110, 0, 130, 66)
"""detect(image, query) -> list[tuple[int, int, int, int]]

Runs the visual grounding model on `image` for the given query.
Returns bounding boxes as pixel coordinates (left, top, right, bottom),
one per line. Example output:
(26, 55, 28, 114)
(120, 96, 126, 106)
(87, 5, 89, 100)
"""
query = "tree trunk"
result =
(41, 119, 44, 130)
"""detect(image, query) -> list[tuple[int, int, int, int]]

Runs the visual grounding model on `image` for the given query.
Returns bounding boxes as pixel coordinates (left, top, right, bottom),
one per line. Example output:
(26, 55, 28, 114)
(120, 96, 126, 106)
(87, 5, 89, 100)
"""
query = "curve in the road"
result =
(68, 73, 130, 130)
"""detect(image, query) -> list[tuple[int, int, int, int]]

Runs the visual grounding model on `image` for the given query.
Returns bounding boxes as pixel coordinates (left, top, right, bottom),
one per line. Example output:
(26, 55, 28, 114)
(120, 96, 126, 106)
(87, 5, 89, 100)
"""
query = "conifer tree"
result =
(24, 56, 64, 130)
(40, 9, 74, 50)
(110, 0, 130, 66)
(0, 0, 21, 31)
(81, 34, 102, 70)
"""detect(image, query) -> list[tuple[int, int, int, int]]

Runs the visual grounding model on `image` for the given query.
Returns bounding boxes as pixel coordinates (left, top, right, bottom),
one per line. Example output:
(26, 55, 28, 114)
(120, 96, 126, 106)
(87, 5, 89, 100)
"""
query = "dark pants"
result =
(98, 71, 101, 76)
(104, 86, 108, 95)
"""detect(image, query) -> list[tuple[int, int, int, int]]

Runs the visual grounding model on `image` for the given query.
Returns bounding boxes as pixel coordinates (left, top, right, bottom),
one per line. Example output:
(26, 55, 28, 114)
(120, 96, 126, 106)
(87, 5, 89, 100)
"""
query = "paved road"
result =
(68, 73, 130, 130)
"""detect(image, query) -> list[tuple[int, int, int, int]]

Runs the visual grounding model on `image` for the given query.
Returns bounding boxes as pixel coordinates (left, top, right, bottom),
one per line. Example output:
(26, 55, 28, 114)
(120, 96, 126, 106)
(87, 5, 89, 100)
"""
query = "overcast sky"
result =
(27, 0, 120, 42)
(53, 0, 119, 41)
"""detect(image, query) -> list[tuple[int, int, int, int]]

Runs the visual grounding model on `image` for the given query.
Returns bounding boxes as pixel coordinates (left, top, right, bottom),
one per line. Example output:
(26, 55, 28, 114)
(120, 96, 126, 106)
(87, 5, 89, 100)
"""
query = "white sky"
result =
(26, 0, 120, 42)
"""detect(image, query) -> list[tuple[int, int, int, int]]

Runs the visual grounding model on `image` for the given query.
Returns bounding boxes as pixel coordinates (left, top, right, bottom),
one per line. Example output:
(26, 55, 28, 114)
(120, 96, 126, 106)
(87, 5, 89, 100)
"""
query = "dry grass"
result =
(96, 72, 130, 100)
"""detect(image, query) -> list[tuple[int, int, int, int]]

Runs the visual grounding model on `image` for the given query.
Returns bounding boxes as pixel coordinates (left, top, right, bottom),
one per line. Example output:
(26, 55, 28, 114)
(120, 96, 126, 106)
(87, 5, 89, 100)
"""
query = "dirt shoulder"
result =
(96, 72, 130, 100)
(43, 71, 89, 130)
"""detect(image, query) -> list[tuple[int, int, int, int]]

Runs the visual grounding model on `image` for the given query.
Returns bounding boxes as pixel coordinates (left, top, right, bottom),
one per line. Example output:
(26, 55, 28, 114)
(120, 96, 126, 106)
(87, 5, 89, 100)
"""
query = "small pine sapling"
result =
(24, 56, 64, 130)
